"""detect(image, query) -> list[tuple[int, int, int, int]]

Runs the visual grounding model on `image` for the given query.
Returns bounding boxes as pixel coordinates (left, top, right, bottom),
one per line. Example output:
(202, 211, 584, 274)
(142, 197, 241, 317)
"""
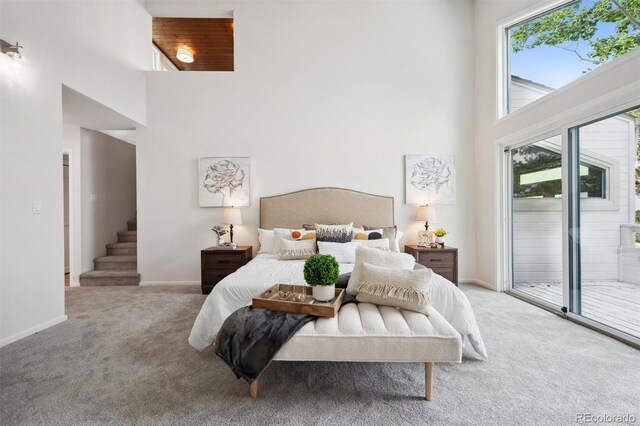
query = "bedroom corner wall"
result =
(0, 0, 150, 347)
(138, 1, 477, 284)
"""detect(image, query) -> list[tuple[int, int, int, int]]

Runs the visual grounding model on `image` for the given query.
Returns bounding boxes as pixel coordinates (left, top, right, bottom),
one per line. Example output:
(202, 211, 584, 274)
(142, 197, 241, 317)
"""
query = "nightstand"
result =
(201, 246, 252, 294)
(405, 245, 458, 286)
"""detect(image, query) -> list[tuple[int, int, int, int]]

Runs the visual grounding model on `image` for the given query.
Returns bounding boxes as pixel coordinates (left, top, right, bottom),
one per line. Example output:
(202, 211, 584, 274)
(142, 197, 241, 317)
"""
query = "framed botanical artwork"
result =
(199, 157, 250, 207)
(405, 154, 456, 205)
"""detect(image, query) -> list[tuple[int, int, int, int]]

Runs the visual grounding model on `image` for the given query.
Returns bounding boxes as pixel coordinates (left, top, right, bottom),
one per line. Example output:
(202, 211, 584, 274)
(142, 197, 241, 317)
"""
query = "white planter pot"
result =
(312, 284, 335, 302)
(435, 236, 444, 244)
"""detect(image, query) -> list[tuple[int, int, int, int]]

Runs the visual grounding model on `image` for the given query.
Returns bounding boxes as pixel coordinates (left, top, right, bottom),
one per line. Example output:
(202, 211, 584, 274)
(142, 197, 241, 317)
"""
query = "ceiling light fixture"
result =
(1, 39, 25, 67)
(176, 47, 194, 63)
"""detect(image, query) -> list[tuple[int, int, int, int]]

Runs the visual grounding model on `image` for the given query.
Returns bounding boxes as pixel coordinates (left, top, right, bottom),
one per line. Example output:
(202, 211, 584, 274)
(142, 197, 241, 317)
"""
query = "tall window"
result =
(506, 0, 640, 114)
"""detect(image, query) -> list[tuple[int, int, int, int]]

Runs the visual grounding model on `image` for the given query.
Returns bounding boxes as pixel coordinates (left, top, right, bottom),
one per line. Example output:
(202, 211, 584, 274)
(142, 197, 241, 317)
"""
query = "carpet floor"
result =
(1, 284, 638, 425)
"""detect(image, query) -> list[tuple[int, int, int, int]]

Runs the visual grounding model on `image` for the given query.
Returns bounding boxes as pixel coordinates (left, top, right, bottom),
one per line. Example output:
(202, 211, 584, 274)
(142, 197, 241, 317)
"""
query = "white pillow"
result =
(272, 228, 305, 254)
(257, 229, 274, 255)
(279, 238, 317, 260)
(317, 239, 389, 264)
(392, 231, 404, 252)
(356, 262, 432, 315)
(346, 245, 415, 294)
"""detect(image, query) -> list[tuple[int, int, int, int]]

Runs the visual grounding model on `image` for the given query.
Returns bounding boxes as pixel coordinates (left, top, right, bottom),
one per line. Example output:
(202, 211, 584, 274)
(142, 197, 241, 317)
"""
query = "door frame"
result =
(62, 148, 79, 287)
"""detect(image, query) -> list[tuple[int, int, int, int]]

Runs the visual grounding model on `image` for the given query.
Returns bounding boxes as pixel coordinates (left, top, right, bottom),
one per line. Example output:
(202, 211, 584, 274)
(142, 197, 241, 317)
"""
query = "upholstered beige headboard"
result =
(260, 187, 394, 229)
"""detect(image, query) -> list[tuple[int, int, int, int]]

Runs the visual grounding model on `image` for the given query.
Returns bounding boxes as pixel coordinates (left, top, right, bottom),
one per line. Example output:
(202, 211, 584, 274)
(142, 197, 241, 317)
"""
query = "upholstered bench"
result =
(250, 302, 462, 400)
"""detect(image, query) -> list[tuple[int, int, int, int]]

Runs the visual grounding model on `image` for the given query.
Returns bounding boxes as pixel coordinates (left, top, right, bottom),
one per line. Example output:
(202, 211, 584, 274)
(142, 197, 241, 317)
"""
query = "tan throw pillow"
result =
(346, 246, 415, 295)
(356, 262, 432, 315)
(279, 238, 317, 260)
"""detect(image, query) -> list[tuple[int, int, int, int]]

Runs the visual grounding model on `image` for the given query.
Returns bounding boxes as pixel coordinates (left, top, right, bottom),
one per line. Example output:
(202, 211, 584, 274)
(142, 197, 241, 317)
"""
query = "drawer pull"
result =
(428, 258, 442, 262)
(217, 260, 232, 263)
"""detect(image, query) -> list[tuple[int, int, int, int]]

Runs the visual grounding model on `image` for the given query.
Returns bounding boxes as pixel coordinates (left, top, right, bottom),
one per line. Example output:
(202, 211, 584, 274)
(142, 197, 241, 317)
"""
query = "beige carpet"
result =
(1, 284, 638, 425)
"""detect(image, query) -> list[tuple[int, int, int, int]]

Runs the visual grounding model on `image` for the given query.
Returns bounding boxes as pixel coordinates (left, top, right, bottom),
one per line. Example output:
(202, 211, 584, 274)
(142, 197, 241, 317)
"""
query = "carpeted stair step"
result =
(106, 242, 137, 256)
(94, 256, 137, 271)
(117, 230, 137, 243)
(79, 270, 140, 286)
(127, 219, 137, 231)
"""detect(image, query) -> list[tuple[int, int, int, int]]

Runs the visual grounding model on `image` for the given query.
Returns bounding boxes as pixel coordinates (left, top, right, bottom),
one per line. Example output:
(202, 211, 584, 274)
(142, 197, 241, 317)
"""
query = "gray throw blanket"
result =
(215, 274, 356, 384)
(215, 266, 425, 383)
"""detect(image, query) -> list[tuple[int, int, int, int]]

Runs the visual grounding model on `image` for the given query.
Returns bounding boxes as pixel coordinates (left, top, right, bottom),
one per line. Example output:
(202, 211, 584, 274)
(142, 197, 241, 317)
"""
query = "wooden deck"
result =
(513, 281, 640, 338)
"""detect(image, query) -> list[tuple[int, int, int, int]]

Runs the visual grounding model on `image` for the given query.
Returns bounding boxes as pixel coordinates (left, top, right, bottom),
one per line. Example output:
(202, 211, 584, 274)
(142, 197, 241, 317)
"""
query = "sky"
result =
(509, 0, 638, 89)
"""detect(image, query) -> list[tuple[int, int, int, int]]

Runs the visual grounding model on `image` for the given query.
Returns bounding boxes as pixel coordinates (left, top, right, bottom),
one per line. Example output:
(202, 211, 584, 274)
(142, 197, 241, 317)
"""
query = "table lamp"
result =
(415, 205, 437, 246)
(222, 207, 243, 244)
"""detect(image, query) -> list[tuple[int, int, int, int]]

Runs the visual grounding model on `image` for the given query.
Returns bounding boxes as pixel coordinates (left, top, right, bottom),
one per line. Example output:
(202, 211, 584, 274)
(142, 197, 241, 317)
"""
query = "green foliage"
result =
(303, 254, 339, 286)
(510, 0, 640, 68)
(434, 228, 448, 237)
(211, 225, 227, 237)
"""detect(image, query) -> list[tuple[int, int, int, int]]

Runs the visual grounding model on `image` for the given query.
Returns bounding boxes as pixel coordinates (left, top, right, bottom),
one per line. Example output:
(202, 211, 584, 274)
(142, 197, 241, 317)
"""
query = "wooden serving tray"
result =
(252, 284, 344, 318)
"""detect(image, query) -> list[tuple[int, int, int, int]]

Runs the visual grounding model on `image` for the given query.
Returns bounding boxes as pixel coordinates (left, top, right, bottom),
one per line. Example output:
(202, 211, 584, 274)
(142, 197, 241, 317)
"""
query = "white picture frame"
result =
(198, 157, 250, 207)
(405, 154, 456, 205)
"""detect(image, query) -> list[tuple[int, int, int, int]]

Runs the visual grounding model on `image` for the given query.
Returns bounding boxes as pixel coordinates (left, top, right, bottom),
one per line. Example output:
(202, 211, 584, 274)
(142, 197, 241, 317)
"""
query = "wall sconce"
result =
(1, 39, 26, 68)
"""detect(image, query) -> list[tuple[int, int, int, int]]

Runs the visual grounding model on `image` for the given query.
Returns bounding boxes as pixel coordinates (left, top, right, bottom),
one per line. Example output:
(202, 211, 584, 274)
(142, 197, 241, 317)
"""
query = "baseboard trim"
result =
(459, 278, 496, 290)
(0, 315, 68, 348)
(140, 281, 200, 286)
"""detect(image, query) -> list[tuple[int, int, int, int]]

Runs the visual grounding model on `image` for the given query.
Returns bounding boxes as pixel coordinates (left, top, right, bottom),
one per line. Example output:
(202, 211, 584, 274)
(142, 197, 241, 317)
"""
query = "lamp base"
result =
(417, 230, 435, 247)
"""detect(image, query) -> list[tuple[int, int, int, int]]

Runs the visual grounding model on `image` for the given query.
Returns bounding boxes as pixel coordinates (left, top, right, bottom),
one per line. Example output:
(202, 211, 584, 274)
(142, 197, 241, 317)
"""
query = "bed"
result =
(189, 187, 487, 398)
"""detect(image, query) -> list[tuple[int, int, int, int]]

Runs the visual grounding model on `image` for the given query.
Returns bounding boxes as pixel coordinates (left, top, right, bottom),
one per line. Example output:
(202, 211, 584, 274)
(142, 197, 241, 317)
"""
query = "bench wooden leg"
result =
(250, 380, 258, 400)
(425, 362, 433, 401)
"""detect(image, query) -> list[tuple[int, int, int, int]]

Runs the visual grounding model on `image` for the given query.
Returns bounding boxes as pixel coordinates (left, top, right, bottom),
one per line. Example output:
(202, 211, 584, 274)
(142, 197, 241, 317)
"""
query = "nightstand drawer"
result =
(204, 254, 244, 269)
(203, 269, 236, 285)
(430, 267, 456, 282)
(418, 252, 455, 267)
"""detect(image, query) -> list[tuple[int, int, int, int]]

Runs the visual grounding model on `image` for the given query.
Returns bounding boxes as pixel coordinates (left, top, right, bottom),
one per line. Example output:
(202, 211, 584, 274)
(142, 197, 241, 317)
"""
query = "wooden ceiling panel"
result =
(152, 18, 234, 72)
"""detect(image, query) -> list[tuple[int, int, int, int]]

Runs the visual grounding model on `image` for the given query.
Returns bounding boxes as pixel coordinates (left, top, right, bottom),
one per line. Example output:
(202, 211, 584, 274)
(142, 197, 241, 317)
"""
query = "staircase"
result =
(79, 219, 140, 286)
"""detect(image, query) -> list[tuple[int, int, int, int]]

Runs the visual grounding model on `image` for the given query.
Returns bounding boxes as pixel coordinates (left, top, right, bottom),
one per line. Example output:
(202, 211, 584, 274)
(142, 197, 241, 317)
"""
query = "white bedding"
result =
(189, 254, 487, 358)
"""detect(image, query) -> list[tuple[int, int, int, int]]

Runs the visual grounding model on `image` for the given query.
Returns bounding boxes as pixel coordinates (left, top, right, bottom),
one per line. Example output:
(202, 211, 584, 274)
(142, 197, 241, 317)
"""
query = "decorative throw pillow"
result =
(364, 225, 401, 252)
(315, 223, 353, 243)
(356, 262, 432, 315)
(272, 228, 305, 254)
(318, 239, 389, 264)
(290, 230, 316, 240)
(352, 228, 383, 240)
(257, 229, 275, 255)
(279, 238, 317, 260)
(346, 246, 415, 294)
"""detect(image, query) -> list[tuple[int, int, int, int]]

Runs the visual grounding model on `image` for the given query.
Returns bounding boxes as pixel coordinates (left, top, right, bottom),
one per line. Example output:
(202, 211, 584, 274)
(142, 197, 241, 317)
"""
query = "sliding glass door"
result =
(508, 106, 640, 344)
(568, 107, 640, 340)
(510, 136, 564, 308)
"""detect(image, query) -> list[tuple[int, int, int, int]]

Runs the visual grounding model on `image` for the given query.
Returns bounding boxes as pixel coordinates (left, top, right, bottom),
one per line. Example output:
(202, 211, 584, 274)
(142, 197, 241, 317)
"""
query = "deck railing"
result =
(619, 224, 640, 284)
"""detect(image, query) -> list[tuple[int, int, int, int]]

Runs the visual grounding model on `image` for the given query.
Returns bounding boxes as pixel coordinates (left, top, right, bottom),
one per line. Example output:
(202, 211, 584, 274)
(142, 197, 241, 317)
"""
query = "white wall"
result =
(81, 129, 137, 272)
(138, 0, 476, 284)
(0, 0, 150, 346)
(474, 0, 640, 290)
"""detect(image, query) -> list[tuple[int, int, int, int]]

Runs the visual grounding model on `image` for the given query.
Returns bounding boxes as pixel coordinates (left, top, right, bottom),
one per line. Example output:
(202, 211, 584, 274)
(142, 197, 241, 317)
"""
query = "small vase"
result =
(435, 236, 444, 244)
(312, 284, 335, 302)
(217, 236, 225, 246)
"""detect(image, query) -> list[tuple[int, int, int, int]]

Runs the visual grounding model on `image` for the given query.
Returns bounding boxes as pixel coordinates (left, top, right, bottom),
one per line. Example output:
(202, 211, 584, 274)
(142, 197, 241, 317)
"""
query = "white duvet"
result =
(189, 254, 488, 358)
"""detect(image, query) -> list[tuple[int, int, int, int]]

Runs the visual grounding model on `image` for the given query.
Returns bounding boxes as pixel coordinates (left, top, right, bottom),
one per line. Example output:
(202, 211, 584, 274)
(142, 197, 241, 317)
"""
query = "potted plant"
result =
(211, 225, 228, 246)
(303, 254, 339, 302)
(434, 228, 447, 244)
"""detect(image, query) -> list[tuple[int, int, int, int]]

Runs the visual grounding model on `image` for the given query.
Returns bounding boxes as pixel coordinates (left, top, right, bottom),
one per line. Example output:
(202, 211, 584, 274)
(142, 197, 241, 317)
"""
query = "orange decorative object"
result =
(291, 230, 302, 239)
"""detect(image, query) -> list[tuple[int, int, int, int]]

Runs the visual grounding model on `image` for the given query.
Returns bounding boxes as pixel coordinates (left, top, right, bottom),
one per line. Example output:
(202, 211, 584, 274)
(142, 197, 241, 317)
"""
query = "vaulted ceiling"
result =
(152, 17, 234, 71)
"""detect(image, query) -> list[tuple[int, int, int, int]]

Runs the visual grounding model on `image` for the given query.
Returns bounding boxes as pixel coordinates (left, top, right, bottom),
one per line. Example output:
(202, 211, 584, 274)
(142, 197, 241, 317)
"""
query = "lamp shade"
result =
(222, 207, 243, 225)
(415, 205, 437, 223)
